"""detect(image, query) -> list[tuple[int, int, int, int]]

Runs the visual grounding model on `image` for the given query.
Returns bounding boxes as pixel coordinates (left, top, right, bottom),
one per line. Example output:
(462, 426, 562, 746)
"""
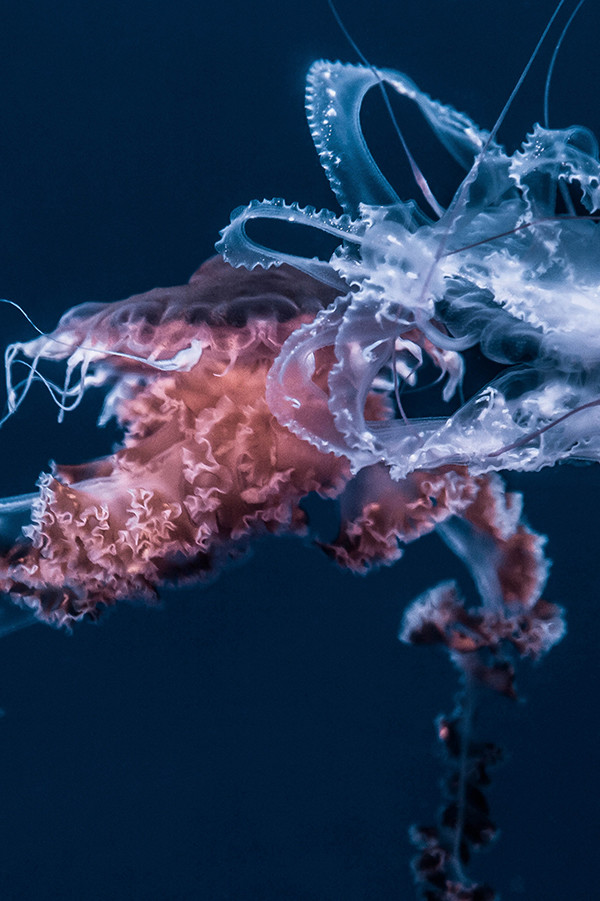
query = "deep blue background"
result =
(0, 1, 598, 899)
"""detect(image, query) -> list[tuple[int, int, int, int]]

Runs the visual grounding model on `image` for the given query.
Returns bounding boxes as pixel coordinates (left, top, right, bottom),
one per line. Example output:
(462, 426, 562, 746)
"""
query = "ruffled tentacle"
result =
(216, 198, 357, 290)
(306, 60, 495, 218)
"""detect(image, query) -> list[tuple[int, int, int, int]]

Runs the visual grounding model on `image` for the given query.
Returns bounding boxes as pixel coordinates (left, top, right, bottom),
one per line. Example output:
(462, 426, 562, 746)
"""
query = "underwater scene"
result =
(0, 1, 598, 899)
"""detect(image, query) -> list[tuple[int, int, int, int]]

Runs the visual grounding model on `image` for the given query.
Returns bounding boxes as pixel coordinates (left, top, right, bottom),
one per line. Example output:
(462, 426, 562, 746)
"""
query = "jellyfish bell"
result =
(0, 257, 353, 626)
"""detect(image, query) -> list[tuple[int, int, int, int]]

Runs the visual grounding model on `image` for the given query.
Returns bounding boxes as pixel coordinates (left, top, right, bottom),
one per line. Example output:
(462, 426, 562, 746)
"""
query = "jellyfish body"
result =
(0, 258, 350, 622)
(0, 252, 552, 635)
(0, 56, 576, 652)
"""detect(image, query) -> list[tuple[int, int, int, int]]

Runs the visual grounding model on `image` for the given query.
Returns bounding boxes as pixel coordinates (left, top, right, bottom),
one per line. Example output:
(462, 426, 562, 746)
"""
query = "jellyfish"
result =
(0, 1, 596, 898)
(0, 254, 552, 638)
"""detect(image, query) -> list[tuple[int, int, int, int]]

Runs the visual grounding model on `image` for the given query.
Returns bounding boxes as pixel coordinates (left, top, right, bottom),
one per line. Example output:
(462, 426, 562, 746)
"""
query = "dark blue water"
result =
(0, 2, 597, 898)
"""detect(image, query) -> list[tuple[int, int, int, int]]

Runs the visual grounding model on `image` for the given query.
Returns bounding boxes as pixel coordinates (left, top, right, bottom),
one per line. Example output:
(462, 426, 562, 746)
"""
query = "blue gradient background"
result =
(0, 2, 597, 898)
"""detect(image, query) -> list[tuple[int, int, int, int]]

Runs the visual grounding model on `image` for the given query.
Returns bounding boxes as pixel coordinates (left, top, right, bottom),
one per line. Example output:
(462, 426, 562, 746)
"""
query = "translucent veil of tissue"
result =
(219, 61, 600, 480)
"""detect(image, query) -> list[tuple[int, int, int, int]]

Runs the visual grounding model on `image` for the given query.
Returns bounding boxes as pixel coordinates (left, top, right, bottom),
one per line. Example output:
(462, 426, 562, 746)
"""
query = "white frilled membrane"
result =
(218, 61, 600, 478)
